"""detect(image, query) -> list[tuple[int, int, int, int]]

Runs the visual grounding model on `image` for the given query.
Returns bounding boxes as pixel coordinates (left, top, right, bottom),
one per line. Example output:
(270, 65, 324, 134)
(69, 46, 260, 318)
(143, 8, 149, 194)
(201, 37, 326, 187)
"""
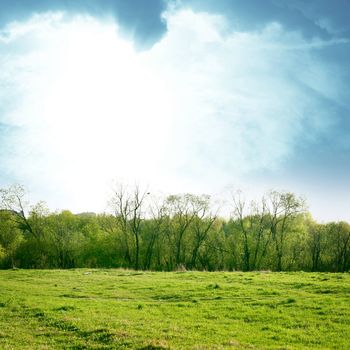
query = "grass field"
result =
(0, 270, 349, 349)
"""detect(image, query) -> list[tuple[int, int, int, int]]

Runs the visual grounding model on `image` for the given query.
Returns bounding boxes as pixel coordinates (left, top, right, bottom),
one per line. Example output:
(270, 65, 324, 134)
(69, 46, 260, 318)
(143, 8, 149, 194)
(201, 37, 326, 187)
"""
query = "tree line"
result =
(0, 184, 349, 272)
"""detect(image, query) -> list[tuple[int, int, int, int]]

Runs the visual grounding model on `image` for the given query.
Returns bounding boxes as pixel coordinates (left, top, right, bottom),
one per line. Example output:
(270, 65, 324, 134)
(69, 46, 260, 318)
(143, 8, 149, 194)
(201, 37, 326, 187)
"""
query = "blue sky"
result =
(0, 0, 349, 221)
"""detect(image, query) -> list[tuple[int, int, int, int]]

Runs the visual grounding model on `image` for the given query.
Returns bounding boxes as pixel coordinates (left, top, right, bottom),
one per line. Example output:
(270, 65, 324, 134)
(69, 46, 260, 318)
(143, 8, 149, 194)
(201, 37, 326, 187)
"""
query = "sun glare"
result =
(27, 16, 174, 209)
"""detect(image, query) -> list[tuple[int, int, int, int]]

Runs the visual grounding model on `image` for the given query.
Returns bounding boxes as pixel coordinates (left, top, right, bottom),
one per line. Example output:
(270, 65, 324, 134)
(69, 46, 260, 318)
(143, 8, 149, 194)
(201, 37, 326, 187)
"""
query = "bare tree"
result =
(165, 194, 209, 268)
(189, 195, 219, 269)
(232, 192, 251, 271)
(231, 192, 270, 271)
(265, 191, 306, 271)
(109, 183, 149, 270)
(143, 196, 168, 270)
(0, 184, 35, 238)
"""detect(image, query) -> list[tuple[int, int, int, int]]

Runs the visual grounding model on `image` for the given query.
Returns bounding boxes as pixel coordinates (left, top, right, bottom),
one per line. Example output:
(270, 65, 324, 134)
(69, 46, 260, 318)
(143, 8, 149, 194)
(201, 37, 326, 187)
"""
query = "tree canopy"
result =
(0, 184, 349, 272)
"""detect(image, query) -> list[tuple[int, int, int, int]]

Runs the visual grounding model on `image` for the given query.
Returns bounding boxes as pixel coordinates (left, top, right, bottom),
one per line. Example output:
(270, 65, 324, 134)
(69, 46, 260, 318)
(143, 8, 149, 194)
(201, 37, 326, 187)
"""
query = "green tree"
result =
(0, 210, 23, 268)
(44, 211, 82, 268)
(327, 222, 350, 272)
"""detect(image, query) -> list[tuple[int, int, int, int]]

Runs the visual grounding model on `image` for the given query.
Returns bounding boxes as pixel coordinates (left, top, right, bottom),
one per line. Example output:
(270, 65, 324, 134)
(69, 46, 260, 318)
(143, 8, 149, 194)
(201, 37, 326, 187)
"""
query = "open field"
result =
(0, 270, 349, 349)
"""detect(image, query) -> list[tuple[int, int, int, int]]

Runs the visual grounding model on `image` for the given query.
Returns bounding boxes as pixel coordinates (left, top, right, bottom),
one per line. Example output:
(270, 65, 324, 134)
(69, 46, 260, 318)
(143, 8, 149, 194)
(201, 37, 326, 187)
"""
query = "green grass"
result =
(0, 270, 349, 349)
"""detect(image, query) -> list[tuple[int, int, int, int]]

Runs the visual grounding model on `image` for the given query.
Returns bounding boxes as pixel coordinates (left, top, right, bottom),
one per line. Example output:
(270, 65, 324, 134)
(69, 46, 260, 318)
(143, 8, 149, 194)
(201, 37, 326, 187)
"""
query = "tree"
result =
(109, 184, 149, 270)
(143, 196, 168, 270)
(165, 194, 210, 269)
(327, 222, 350, 272)
(231, 192, 271, 271)
(0, 184, 35, 238)
(0, 209, 23, 268)
(46, 210, 81, 268)
(307, 219, 326, 271)
(189, 195, 219, 270)
(0, 185, 49, 268)
(265, 191, 306, 271)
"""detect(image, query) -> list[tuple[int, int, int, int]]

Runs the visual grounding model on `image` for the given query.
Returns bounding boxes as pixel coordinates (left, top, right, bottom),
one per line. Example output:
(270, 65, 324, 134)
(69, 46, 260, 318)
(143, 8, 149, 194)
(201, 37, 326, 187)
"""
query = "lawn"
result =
(0, 270, 349, 349)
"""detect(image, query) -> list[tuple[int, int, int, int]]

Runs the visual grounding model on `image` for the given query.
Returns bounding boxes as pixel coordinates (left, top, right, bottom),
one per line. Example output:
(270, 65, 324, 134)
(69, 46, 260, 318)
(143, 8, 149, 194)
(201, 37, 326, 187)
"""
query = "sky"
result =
(0, 0, 349, 221)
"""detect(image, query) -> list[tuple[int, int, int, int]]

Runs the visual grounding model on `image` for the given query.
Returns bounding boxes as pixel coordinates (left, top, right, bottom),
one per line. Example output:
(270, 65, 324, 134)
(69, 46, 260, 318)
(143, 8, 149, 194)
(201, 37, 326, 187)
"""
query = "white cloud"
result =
(145, 10, 338, 176)
(0, 9, 343, 215)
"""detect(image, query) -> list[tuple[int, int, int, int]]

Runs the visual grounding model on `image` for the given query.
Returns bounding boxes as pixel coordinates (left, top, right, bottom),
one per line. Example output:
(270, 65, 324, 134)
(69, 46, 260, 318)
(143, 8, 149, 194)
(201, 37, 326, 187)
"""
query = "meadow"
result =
(0, 270, 349, 349)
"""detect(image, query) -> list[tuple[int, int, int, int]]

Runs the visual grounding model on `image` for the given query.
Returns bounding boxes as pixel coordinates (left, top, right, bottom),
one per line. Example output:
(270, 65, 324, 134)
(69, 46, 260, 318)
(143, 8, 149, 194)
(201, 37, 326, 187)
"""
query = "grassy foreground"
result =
(0, 270, 349, 349)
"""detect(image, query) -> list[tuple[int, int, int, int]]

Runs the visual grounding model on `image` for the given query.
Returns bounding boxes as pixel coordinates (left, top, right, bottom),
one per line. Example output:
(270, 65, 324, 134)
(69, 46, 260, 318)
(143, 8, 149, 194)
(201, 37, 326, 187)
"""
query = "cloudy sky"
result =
(0, 0, 349, 221)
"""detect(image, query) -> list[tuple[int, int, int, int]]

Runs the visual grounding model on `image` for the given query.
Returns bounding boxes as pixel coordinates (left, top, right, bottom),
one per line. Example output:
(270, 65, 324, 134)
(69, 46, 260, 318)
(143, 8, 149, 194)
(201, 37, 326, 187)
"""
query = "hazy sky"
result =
(0, 0, 349, 221)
